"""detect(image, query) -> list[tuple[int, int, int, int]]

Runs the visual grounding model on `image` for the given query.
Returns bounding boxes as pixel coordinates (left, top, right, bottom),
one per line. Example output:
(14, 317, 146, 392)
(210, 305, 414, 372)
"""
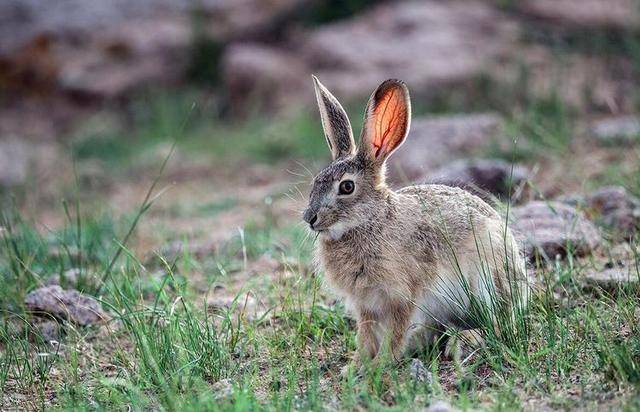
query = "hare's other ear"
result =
(312, 75, 356, 160)
(359, 79, 411, 163)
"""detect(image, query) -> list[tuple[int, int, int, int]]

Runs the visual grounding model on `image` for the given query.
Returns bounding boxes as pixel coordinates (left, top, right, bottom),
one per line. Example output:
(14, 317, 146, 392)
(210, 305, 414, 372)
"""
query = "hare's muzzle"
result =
(303, 208, 318, 229)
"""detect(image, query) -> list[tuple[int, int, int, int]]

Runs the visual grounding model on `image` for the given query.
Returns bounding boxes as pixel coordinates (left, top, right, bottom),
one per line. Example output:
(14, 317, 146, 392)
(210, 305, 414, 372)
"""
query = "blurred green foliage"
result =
(303, 0, 382, 25)
(187, 7, 224, 86)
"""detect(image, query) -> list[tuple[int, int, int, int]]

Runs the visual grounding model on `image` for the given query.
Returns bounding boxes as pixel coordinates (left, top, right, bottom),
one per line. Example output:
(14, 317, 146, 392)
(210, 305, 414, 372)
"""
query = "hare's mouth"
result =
(310, 226, 328, 233)
(308, 223, 333, 236)
(311, 221, 336, 233)
(308, 218, 332, 233)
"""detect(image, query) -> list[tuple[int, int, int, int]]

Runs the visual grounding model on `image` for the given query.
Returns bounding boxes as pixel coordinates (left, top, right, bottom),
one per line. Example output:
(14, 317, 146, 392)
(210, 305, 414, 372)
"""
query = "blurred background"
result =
(0, 0, 639, 253)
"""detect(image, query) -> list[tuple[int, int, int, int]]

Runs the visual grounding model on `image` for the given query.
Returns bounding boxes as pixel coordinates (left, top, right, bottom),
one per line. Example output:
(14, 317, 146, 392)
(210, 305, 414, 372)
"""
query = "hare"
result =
(303, 76, 528, 365)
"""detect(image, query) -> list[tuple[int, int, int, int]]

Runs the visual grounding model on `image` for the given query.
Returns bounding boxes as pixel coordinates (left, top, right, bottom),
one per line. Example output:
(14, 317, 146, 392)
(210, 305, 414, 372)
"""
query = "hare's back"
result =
(397, 184, 500, 222)
(395, 184, 507, 250)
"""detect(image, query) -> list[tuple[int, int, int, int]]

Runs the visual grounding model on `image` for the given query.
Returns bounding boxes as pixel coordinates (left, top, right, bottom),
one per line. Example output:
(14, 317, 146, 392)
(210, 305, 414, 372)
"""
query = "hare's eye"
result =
(338, 180, 355, 195)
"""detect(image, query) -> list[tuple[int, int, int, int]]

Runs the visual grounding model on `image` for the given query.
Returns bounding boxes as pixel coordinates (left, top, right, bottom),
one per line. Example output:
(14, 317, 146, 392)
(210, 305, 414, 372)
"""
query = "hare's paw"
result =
(444, 329, 484, 361)
(340, 353, 366, 379)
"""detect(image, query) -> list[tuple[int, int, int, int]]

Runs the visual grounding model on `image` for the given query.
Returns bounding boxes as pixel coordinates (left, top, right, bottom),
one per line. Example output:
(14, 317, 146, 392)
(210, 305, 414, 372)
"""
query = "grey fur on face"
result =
(304, 154, 380, 239)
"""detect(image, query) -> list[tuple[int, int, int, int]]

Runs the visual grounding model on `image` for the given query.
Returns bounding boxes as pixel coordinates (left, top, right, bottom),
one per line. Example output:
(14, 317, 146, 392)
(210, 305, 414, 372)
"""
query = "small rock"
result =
(590, 116, 640, 145)
(388, 113, 505, 184)
(409, 358, 432, 384)
(207, 293, 265, 321)
(426, 159, 528, 200)
(518, 0, 640, 31)
(426, 400, 457, 412)
(608, 242, 637, 263)
(212, 378, 234, 401)
(511, 201, 602, 261)
(0, 137, 31, 188)
(33, 319, 62, 343)
(585, 186, 640, 240)
(25, 285, 107, 327)
(583, 266, 639, 292)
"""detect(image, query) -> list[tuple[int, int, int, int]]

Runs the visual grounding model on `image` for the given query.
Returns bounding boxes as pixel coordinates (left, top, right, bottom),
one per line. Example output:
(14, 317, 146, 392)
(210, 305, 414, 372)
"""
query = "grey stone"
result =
(0, 0, 310, 54)
(517, 0, 640, 31)
(304, 1, 516, 102)
(6, 318, 63, 344)
(583, 265, 639, 292)
(426, 400, 457, 412)
(426, 159, 528, 200)
(56, 20, 189, 99)
(409, 358, 432, 384)
(388, 113, 506, 184)
(0, 138, 30, 188)
(33, 319, 62, 343)
(585, 186, 640, 240)
(590, 116, 640, 145)
(25, 285, 107, 326)
(212, 378, 234, 401)
(511, 201, 602, 261)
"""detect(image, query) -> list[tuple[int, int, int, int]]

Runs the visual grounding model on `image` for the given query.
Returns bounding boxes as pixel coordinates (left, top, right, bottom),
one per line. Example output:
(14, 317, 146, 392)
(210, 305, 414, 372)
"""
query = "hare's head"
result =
(303, 76, 411, 240)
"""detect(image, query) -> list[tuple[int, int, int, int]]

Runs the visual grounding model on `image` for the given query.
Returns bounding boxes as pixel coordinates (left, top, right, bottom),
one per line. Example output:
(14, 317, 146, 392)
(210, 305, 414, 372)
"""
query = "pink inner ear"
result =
(371, 87, 407, 158)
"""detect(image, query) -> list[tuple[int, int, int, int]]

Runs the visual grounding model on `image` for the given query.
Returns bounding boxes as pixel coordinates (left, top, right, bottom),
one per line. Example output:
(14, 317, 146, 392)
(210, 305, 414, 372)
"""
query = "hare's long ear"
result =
(312, 75, 356, 160)
(359, 79, 411, 163)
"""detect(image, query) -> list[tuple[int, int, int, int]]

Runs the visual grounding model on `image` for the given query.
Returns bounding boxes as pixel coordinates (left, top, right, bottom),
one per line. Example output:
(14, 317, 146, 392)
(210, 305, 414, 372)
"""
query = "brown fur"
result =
(304, 77, 528, 364)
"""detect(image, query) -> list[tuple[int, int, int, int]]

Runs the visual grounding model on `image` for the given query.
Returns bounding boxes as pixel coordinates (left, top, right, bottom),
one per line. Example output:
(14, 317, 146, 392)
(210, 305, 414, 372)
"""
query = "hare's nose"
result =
(303, 209, 318, 228)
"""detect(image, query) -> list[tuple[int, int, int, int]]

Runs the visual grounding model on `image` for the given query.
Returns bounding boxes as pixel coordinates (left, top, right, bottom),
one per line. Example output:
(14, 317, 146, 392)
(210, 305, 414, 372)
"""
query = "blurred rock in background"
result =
(223, 0, 517, 116)
(1, 0, 638, 127)
(0, 0, 312, 100)
(516, 0, 640, 31)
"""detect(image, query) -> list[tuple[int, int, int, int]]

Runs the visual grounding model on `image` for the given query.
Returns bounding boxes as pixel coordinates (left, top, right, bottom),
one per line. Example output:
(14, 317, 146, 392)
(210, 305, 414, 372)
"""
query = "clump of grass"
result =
(598, 149, 640, 198)
(103, 260, 236, 404)
(0, 208, 122, 313)
(505, 90, 574, 155)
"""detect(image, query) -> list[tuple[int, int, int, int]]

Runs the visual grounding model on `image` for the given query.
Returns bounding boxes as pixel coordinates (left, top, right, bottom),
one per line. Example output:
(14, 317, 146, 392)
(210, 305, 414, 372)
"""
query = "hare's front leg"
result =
(340, 308, 380, 377)
(356, 308, 380, 361)
(387, 303, 412, 361)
